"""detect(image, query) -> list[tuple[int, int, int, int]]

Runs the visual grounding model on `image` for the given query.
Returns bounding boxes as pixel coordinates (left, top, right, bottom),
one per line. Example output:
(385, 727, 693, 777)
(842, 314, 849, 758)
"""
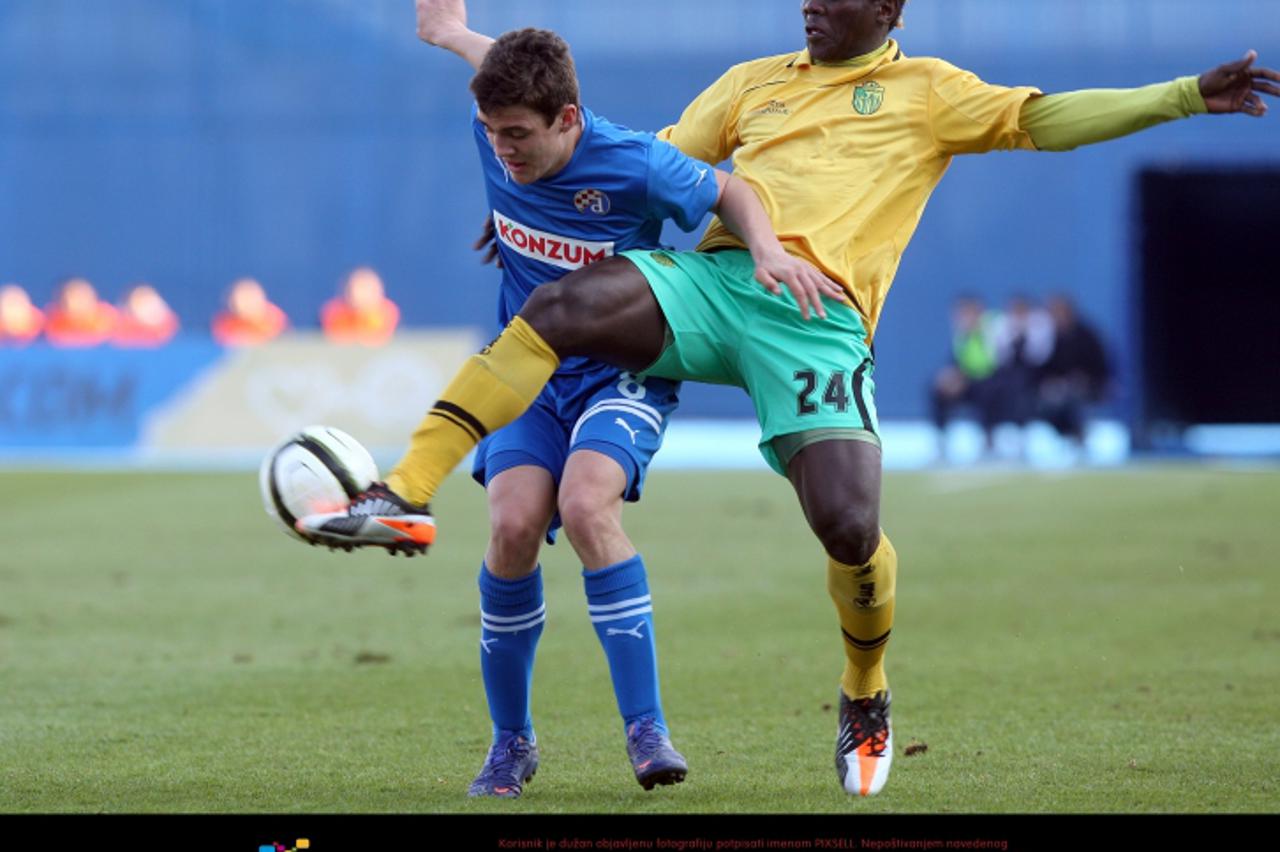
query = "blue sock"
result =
(584, 554, 667, 732)
(478, 564, 545, 741)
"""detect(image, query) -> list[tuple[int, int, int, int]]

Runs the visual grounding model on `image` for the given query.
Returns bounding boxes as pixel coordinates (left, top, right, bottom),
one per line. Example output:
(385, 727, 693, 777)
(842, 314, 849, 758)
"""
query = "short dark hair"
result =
(470, 28, 580, 127)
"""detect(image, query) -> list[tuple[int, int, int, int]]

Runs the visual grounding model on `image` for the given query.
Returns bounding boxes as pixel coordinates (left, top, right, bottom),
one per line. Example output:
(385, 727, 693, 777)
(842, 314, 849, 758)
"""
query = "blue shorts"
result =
(471, 365, 680, 543)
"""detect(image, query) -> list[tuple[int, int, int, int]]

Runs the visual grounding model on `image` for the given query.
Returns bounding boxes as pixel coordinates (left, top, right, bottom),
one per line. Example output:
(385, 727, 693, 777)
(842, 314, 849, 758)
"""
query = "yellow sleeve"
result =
(1019, 76, 1207, 152)
(656, 66, 742, 165)
(928, 60, 1041, 155)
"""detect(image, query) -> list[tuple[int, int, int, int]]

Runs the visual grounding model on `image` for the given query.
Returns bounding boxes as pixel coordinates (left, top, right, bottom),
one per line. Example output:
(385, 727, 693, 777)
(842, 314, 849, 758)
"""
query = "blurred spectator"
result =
(321, 266, 400, 346)
(987, 294, 1055, 428)
(212, 277, 288, 346)
(113, 283, 180, 347)
(44, 277, 116, 347)
(0, 283, 45, 346)
(1037, 294, 1111, 442)
(930, 294, 1000, 448)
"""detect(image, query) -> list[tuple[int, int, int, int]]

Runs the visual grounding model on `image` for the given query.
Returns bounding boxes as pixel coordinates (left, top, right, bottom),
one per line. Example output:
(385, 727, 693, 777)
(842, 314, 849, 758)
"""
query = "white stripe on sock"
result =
(589, 605, 653, 624)
(586, 594, 651, 614)
(482, 613, 547, 633)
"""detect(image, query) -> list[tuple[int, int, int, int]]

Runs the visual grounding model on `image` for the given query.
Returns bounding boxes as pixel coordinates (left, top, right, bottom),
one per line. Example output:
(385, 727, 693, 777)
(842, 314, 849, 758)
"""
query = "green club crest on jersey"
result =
(853, 81, 884, 115)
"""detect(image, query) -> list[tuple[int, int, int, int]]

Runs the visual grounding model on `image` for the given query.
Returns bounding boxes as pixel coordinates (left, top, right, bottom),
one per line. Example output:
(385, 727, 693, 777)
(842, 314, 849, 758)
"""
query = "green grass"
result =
(1, 466, 1277, 813)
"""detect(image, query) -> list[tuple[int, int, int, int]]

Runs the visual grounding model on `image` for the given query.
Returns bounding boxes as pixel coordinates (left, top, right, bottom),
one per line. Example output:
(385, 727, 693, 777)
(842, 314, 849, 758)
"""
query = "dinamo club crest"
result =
(574, 188, 611, 215)
(853, 81, 884, 116)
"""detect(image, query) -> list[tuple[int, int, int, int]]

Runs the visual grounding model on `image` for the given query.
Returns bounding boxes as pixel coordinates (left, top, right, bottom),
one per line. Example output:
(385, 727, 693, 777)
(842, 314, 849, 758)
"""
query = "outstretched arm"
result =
(1022, 51, 1279, 152)
(416, 0, 493, 70)
(712, 171, 846, 321)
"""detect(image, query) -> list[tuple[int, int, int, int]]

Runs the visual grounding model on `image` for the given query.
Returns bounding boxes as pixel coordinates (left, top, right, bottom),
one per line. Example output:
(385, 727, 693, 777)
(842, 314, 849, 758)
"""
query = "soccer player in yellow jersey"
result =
(299, 0, 1280, 796)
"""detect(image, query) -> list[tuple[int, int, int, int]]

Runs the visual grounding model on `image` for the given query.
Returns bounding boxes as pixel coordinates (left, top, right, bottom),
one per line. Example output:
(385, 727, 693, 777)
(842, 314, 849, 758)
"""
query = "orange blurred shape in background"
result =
(113, 282, 180, 347)
(321, 266, 399, 346)
(212, 277, 289, 347)
(0, 283, 45, 346)
(44, 277, 117, 348)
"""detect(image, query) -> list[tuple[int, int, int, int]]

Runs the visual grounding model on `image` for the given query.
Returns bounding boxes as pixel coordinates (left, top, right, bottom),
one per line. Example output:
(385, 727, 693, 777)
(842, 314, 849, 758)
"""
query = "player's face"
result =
(477, 104, 580, 185)
(802, 0, 895, 62)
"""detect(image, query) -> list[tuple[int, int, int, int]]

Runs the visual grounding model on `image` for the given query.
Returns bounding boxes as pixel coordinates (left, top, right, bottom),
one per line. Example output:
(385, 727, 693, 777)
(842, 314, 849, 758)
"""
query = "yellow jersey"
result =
(660, 40, 1040, 338)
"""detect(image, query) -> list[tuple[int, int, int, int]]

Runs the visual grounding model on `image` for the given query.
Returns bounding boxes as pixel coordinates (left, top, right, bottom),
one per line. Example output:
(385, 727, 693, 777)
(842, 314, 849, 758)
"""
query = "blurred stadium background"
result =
(1, 0, 1277, 469)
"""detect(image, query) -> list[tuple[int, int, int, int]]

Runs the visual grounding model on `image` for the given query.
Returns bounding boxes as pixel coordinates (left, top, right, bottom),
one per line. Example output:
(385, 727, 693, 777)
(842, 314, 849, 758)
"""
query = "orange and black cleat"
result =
(296, 482, 436, 556)
(835, 689, 892, 796)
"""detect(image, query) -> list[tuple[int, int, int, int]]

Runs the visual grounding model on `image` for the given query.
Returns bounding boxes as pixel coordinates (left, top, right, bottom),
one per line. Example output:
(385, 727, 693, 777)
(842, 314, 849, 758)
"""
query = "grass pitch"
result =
(1, 465, 1277, 813)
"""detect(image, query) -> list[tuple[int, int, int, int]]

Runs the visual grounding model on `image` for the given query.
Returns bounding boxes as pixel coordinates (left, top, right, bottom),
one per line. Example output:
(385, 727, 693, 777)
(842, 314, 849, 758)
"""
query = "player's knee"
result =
(488, 510, 546, 565)
(558, 490, 620, 551)
(813, 507, 880, 566)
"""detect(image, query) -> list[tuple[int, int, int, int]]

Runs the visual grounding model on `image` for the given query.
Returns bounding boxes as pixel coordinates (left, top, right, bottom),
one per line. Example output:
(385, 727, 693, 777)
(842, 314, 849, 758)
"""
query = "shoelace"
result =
(349, 484, 429, 517)
(843, 697, 889, 757)
(478, 736, 532, 784)
(627, 718, 666, 757)
(348, 485, 402, 517)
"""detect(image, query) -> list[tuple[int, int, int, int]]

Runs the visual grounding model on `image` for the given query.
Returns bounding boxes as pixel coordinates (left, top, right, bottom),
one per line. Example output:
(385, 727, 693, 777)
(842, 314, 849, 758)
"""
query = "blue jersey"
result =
(474, 105, 720, 374)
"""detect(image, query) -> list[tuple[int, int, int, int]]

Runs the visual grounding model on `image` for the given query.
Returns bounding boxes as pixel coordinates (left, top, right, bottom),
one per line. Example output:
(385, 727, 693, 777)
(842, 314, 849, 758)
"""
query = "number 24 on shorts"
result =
(792, 366, 875, 431)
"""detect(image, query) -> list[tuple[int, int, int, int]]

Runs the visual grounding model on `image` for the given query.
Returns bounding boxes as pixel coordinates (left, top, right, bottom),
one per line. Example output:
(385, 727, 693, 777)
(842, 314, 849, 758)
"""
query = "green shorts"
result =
(623, 248, 880, 475)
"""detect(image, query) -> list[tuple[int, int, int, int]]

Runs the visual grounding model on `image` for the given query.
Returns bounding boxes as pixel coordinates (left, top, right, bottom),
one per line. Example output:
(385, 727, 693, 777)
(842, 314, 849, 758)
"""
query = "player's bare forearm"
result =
(416, 0, 493, 70)
(713, 172, 845, 321)
(711, 171, 768, 252)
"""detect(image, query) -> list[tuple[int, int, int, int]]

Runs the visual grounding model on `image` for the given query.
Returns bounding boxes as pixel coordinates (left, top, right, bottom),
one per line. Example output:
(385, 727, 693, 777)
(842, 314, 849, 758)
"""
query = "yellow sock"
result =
(386, 316, 559, 505)
(827, 532, 897, 700)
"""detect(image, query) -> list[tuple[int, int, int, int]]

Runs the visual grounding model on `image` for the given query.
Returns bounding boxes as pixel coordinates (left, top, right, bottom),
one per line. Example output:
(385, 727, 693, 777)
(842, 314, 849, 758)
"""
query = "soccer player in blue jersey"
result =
(301, 0, 840, 798)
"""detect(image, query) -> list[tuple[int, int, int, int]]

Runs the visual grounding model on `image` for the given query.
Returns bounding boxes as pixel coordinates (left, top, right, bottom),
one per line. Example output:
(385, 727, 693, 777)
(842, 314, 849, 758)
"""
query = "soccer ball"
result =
(259, 425, 379, 541)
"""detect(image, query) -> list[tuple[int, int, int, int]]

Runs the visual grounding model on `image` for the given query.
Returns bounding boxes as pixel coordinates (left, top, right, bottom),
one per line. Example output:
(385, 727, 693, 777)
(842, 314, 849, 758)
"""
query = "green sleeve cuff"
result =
(1021, 76, 1206, 152)
(1179, 74, 1210, 115)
